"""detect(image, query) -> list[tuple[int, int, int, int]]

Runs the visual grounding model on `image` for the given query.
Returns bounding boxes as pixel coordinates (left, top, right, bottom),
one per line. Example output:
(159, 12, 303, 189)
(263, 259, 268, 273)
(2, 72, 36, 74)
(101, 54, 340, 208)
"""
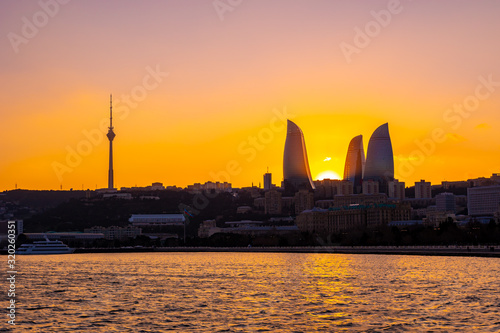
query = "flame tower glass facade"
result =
(283, 120, 315, 192)
(343, 135, 365, 194)
(364, 123, 394, 192)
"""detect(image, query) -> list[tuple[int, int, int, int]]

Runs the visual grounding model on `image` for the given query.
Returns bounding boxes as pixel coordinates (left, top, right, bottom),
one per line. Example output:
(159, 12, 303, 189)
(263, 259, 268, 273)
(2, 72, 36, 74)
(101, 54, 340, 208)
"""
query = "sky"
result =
(1, 0, 500, 191)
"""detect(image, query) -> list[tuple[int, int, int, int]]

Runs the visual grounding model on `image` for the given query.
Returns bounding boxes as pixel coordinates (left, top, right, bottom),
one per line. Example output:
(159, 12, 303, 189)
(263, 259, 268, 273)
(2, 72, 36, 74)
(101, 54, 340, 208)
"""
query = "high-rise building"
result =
(263, 172, 272, 191)
(107, 95, 116, 189)
(336, 180, 354, 196)
(436, 192, 455, 213)
(362, 180, 379, 195)
(364, 123, 394, 193)
(314, 179, 353, 198)
(467, 185, 500, 216)
(294, 189, 314, 215)
(283, 120, 315, 193)
(343, 135, 365, 194)
(265, 189, 282, 215)
(415, 180, 431, 199)
(388, 180, 405, 200)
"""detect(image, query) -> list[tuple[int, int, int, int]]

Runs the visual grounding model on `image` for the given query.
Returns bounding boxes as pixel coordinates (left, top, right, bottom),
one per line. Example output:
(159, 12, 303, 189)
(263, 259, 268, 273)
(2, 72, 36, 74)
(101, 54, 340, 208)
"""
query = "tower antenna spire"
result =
(109, 94, 113, 129)
(107, 94, 116, 189)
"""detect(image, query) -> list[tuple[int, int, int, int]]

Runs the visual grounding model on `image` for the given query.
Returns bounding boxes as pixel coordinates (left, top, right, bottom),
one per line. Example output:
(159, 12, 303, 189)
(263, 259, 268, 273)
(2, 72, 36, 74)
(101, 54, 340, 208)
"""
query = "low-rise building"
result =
(436, 192, 456, 213)
(294, 190, 314, 214)
(265, 190, 282, 215)
(442, 180, 471, 190)
(314, 179, 354, 198)
(103, 193, 132, 200)
(316, 193, 388, 209)
(362, 180, 379, 195)
(468, 185, 500, 216)
(84, 226, 142, 240)
(388, 220, 423, 227)
(253, 197, 265, 210)
(187, 181, 232, 193)
(296, 203, 411, 235)
(388, 180, 405, 201)
(236, 206, 252, 214)
(333, 193, 387, 207)
(129, 214, 185, 226)
(197, 220, 298, 238)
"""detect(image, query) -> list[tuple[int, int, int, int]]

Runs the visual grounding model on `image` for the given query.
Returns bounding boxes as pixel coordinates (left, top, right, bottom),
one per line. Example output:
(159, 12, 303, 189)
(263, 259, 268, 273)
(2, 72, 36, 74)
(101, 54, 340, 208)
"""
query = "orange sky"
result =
(1, 0, 500, 191)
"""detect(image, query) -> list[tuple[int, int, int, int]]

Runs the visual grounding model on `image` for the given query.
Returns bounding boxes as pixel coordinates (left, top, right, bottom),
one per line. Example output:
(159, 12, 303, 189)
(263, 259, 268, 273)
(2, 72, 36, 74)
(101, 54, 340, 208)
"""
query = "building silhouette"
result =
(314, 179, 353, 199)
(265, 189, 282, 215)
(107, 95, 116, 189)
(343, 135, 365, 194)
(294, 189, 314, 215)
(263, 171, 272, 191)
(283, 120, 315, 193)
(467, 185, 500, 216)
(296, 203, 411, 235)
(388, 180, 405, 200)
(364, 123, 394, 193)
(362, 180, 379, 195)
(415, 180, 431, 199)
(436, 192, 455, 213)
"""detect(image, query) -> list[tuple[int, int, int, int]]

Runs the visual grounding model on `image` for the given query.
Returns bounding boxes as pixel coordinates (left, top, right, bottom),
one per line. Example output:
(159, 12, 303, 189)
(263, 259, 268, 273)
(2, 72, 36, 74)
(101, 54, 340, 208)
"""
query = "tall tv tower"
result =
(107, 94, 116, 189)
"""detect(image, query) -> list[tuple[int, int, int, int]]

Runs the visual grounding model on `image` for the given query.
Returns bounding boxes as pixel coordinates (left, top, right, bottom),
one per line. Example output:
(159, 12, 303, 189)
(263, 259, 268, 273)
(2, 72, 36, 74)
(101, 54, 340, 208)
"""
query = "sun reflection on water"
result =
(13, 253, 500, 332)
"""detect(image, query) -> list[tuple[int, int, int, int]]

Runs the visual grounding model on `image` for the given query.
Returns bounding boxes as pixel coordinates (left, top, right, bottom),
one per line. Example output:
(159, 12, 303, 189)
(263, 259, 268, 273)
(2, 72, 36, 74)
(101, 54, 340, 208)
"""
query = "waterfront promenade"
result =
(69, 245, 500, 257)
(4, 245, 499, 257)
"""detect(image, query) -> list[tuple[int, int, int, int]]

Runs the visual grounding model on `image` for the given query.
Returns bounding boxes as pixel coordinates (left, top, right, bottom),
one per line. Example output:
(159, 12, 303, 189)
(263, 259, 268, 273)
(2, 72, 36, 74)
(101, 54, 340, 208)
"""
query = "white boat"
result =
(16, 235, 75, 255)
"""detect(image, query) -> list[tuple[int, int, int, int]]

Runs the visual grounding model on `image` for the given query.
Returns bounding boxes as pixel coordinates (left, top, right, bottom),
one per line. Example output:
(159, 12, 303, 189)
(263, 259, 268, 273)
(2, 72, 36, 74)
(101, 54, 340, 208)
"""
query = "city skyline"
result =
(1, 1, 500, 191)
(2, 2, 500, 332)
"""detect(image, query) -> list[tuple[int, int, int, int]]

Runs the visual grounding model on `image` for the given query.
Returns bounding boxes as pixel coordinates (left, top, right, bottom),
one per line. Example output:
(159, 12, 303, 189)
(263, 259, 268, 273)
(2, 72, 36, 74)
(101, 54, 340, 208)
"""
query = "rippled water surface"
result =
(4, 253, 500, 332)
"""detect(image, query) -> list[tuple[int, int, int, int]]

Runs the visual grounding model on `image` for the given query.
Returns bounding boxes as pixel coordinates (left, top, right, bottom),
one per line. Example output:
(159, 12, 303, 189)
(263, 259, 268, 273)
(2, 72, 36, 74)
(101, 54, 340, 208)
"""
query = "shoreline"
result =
(3, 246, 500, 257)
(65, 245, 500, 258)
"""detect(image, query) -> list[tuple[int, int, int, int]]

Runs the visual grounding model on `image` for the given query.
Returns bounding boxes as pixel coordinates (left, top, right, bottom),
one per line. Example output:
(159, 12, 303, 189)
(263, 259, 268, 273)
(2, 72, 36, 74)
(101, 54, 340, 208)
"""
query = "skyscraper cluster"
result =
(345, 123, 395, 194)
(282, 121, 395, 195)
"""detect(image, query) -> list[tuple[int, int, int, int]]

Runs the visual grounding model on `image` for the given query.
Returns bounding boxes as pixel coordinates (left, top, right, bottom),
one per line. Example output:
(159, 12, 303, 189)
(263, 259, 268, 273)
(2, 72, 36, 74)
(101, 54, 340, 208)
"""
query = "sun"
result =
(315, 170, 341, 181)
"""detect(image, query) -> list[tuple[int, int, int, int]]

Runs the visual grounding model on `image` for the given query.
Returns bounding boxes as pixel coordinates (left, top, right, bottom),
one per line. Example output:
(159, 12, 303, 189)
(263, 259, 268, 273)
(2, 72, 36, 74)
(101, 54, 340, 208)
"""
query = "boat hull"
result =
(16, 248, 75, 255)
(16, 238, 75, 255)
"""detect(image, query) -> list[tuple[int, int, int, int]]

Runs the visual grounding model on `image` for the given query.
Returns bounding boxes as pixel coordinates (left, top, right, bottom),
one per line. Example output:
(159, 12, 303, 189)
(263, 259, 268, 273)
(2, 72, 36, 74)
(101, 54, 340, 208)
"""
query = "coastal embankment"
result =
(69, 245, 500, 257)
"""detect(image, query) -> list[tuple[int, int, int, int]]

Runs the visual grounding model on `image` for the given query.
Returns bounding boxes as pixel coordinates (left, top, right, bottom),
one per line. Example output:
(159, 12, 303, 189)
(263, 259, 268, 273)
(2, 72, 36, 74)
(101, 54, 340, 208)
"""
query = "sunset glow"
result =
(1, 1, 500, 191)
(315, 171, 341, 181)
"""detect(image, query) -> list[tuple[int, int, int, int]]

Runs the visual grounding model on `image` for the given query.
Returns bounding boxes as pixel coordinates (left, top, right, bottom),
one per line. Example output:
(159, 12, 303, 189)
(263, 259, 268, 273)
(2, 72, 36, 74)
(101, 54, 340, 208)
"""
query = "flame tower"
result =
(364, 123, 394, 193)
(343, 135, 365, 194)
(107, 95, 115, 189)
(283, 119, 315, 193)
